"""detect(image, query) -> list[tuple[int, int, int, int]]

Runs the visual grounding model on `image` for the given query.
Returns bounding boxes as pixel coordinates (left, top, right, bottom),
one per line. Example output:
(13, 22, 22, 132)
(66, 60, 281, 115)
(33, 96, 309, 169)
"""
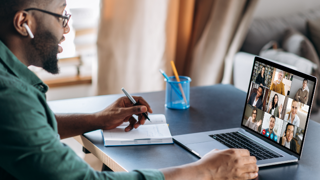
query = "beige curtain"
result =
(95, 0, 257, 95)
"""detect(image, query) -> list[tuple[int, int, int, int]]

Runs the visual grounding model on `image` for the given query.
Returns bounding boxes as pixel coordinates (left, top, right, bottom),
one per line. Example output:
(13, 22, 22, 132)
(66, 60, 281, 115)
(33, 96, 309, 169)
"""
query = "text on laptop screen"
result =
(241, 60, 315, 155)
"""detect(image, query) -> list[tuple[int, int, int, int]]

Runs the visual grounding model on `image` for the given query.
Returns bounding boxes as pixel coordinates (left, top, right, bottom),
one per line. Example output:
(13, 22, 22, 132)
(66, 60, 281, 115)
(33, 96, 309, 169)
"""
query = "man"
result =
(247, 85, 264, 110)
(261, 115, 278, 142)
(270, 71, 285, 96)
(0, 0, 258, 179)
(294, 79, 309, 104)
(279, 123, 297, 152)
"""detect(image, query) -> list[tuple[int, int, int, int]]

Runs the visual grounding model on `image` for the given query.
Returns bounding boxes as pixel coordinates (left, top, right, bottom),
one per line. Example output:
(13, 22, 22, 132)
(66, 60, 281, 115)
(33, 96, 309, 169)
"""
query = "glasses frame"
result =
(24, 8, 71, 28)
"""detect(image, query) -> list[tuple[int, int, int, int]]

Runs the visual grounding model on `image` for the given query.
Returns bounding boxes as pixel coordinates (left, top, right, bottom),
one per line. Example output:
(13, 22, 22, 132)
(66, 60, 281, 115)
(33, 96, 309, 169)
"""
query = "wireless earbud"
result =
(23, 23, 34, 39)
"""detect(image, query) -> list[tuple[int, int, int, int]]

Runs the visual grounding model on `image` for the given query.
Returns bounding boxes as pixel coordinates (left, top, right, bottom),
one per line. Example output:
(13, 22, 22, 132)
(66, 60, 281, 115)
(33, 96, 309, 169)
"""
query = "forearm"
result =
(161, 163, 206, 180)
(55, 113, 101, 139)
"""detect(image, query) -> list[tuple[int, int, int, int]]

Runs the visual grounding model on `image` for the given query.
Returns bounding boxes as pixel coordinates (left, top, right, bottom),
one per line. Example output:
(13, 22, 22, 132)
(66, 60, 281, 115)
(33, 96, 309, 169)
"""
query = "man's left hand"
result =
(95, 96, 153, 132)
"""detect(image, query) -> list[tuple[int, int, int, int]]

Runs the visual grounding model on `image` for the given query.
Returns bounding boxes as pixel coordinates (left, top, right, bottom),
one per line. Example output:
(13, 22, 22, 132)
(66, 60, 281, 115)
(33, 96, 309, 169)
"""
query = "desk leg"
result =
(102, 164, 113, 172)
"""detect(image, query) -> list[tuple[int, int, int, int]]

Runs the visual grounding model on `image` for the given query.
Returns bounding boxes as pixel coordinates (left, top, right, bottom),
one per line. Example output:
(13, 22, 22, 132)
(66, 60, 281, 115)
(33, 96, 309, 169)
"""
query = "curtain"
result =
(95, 0, 258, 95)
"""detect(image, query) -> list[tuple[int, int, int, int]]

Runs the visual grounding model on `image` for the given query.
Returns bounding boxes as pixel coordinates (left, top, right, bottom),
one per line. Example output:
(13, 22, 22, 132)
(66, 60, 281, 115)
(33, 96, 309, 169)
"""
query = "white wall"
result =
(253, 0, 320, 18)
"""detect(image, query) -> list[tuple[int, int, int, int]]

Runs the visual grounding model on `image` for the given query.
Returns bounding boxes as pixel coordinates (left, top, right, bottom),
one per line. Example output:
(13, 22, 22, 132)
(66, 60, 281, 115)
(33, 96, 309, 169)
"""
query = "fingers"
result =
(121, 105, 148, 116)
(241, 172, 259, 179)
(135, 114, 146, 128)
(241, 156, 257, 165)
(132, 96, 153, 113)
(236, 149, 250, 156)
(125, 116, 137, 132)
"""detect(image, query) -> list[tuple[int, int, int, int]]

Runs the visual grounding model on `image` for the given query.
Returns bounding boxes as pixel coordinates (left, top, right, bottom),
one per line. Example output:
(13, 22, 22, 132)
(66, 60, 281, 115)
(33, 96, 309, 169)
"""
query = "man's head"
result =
(256, 86, 264, 99)
(285, 123, 294, 142)
(303, 79, 308, 89)
(269, 115, 275, 131)
(277, 71, 283, 81)
(0, 0, 70, 74)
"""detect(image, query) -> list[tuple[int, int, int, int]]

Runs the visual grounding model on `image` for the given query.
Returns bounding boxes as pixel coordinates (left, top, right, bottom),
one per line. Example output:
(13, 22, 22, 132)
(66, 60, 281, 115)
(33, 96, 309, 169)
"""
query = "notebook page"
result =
(117, 114, 166, 127)
(103, 124, 171, 141)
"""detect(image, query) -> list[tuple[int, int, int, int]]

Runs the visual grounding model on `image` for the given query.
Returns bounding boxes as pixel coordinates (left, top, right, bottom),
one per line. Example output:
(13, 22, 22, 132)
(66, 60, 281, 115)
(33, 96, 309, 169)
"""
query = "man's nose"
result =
(64, 25, 70, 34)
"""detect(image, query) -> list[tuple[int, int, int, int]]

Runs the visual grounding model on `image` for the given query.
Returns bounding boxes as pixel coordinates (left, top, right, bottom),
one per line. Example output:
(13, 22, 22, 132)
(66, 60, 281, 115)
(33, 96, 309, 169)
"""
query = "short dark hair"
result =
(270, 115, 275, 120)
(303, 79, 308, 83)
(258, 86, 264, 99)
(285, 123, 294, 134)
(0, 0, 47, 20)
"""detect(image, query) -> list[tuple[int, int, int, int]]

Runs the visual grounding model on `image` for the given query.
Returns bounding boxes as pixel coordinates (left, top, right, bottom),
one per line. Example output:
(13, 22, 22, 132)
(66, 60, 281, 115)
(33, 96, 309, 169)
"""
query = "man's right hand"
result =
(196, 149, 258, 180)
(162, 149, 258, 180)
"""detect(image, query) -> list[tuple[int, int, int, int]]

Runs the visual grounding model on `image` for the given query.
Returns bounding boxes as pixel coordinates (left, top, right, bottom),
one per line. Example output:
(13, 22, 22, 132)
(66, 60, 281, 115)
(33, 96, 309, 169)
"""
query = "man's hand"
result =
(197, 149, 258, 180)
(95, 96, 153, 132)
(162, 149, 258, 180)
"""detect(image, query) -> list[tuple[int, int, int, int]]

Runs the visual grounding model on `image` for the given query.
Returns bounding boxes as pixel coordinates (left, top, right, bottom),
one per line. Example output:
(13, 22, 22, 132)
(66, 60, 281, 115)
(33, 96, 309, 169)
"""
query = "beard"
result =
(29, 29, 61, 74)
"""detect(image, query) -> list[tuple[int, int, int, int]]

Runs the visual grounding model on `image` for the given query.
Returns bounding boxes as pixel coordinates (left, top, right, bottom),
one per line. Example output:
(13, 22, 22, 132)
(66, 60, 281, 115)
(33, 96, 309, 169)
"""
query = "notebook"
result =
(102, 114, 173, 146)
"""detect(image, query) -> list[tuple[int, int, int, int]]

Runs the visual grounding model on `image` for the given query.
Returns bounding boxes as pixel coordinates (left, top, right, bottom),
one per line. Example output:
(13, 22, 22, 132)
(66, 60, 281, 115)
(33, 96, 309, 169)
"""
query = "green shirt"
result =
(0, 40, 164, 180)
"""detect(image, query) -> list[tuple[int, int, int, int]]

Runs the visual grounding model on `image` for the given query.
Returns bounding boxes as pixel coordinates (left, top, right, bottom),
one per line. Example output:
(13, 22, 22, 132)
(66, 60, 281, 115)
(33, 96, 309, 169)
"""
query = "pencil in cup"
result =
(170, 61, 188, 104)
(165, 76, 191, 109)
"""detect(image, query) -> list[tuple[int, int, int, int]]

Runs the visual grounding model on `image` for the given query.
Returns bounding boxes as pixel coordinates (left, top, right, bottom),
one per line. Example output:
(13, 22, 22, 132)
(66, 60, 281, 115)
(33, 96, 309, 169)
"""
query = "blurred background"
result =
(34, 0, 320, 170)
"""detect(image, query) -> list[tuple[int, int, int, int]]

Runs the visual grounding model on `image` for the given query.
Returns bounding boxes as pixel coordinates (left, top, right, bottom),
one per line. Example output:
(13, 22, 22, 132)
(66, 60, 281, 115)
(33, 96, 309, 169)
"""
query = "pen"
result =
(159, 69, 183, 99)
(121, 88, 151, 121)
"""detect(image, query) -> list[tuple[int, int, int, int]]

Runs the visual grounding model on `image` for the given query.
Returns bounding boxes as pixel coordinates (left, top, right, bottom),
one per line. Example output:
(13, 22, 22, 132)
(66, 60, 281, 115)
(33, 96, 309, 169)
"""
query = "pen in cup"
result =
(159, 69, 183, 99)
(121, 88, 151, 121)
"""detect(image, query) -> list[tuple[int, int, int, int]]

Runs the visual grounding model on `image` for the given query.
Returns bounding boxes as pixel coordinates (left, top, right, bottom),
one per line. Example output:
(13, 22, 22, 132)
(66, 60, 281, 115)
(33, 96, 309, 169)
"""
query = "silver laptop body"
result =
(174, 56, 317, 167)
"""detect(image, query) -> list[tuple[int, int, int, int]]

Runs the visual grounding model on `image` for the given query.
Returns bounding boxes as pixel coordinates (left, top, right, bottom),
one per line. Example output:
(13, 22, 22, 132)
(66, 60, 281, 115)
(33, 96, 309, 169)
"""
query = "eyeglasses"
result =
(24, 8, 71, 28)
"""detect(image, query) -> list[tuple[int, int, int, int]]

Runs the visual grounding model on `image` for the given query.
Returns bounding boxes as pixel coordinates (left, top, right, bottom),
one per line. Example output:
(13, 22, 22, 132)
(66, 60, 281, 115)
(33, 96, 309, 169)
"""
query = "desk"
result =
(49, 84, 320, 179)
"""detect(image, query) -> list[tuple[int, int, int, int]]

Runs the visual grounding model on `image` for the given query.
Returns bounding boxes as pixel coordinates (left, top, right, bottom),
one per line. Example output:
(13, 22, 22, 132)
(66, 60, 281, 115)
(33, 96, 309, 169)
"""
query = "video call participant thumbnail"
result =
(255, 66, 265, 86)
(270, 70, 285, 96)
(284, 100, 300, 127)
(245, 107, 262, 132)
(279, 123, 297, 152)
(294, 79, 309, 104)
(261, 115, 278, 142)
(248, 85, 264, 110)
(268, 94, 283, 119)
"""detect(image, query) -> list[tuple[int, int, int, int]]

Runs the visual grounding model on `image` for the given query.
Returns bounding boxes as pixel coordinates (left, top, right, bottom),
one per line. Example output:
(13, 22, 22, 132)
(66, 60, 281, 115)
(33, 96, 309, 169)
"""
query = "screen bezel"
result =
(240, 56, 318, 159)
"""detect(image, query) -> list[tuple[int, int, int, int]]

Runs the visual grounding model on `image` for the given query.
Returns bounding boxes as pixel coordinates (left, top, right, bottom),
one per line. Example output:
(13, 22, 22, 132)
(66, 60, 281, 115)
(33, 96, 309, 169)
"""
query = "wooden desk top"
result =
(49, 84, 320, 179)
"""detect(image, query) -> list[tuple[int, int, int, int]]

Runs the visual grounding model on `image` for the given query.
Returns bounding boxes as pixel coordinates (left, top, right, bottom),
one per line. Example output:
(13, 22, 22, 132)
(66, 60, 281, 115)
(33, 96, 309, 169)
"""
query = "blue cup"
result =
(165, 76, 191, 109)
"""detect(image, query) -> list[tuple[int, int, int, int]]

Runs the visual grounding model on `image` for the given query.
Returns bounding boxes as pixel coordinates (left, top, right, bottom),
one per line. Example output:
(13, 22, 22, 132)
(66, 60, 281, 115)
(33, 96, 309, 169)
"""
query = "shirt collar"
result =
(0, 40, 48, 93)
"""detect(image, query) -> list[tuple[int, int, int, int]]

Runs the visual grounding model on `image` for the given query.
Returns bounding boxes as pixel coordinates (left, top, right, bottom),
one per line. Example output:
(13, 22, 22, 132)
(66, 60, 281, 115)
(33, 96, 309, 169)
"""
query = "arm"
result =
(161, 149, 258, 180)
(304, 91, 309, 104)
(281, 83, 285, 96)
(270, 83, 274, 91)
(245, 117, 251, 126)
(294, 90, 300, 101)
(56, 96, 153, 139)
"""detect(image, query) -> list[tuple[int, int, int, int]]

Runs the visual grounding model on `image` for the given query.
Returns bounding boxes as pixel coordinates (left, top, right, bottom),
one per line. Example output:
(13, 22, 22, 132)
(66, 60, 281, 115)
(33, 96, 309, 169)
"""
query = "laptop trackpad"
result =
(188, 141, 229, 157)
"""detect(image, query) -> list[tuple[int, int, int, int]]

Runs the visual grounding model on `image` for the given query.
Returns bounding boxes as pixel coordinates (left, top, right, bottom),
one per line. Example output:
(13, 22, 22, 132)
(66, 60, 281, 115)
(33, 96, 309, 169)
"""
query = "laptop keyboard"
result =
(209, 132, 283, 160)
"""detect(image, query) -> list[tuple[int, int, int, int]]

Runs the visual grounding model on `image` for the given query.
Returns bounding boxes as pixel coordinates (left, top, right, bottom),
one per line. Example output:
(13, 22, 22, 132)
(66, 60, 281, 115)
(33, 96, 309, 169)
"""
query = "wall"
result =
(253, 0, 320, 18)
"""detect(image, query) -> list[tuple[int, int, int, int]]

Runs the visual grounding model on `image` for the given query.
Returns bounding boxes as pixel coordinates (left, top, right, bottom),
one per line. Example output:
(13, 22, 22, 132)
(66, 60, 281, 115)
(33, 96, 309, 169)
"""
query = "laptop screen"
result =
(241, 57, 317, 156)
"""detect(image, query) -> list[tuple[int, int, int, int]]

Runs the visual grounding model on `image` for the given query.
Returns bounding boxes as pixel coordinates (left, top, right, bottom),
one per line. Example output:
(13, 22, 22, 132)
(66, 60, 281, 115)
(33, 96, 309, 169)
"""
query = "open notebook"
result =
(102, 114, 173, 146)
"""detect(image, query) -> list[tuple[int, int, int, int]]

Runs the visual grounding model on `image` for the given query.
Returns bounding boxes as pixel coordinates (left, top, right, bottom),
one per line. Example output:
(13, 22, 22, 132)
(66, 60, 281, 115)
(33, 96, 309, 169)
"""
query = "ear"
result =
(13, 11, 33, 37)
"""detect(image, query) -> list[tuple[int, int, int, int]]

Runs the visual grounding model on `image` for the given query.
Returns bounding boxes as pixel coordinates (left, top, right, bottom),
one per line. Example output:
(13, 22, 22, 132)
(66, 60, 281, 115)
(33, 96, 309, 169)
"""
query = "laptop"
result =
(173, 56, 317, 167)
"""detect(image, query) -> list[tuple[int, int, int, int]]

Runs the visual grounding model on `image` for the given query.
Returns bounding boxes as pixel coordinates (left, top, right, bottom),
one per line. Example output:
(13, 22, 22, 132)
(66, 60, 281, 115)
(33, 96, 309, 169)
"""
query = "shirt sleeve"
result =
(0, 87, 164, 180)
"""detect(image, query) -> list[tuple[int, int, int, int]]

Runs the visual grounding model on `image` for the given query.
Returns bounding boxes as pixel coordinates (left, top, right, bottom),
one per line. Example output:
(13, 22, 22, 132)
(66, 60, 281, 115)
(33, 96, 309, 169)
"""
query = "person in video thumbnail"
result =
(294, 79, 309, 104)
(245, 107, 262, 132)
(261, 115, 277, 141)
(279, 123, 297, 152)
(270, 71, 285, 96)
(248, 86, 264, 110)
(255, 66, 265, 86)
(268, 94, 282, 118)
(284, 100, 300, 127)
